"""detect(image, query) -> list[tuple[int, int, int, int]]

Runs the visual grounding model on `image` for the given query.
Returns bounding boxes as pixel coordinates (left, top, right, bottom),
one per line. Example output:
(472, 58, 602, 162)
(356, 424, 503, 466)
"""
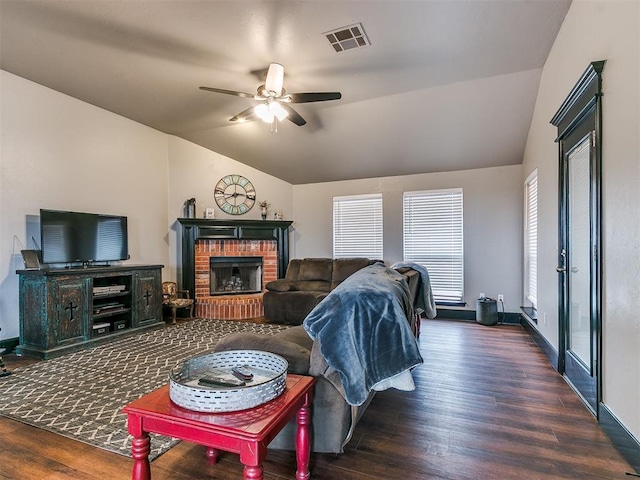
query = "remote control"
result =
(232, 365, 253, 381)
(198, 375, 245, 388)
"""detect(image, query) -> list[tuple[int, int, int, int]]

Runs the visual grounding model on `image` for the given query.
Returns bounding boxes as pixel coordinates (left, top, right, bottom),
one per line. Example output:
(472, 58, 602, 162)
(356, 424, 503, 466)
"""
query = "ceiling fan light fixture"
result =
(200, 61, 340, 131)
(254, 103, 273, 123)
(254, 101, 288, 123)
(269, 101, 289, 121)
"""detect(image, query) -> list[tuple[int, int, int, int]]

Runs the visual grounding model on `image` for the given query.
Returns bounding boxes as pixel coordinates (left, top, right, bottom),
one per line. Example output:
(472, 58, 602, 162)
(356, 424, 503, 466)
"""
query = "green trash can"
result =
(476, 297, 498, 326)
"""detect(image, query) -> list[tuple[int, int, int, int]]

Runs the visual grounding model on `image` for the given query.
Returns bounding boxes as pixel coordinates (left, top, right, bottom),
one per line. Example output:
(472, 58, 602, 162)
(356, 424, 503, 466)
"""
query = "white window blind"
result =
(403, 189, 464, 303)
(525, 171, 538, 307)
(333, 194, 383, 259)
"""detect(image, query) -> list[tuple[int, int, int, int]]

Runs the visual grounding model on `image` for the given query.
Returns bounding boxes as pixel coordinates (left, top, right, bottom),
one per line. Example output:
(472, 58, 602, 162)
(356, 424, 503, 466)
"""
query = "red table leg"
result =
(130, 434, 151, 480)
(295, 391, 312, 480)
(243, 464, 264, 480)
(206, 447, 219, 465)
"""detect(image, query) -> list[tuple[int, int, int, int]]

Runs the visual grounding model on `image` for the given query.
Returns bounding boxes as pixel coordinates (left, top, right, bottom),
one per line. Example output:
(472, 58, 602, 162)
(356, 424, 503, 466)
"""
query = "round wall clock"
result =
(214, 174, 256, 215)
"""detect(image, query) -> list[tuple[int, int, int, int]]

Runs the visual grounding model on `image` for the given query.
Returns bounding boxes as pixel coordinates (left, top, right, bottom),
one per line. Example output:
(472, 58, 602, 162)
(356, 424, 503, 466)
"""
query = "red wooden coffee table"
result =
(123, 374, 315, 480)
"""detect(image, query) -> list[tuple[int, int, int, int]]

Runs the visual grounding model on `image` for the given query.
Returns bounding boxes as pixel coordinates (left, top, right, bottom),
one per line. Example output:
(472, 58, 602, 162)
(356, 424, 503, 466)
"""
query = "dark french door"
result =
(551, 61, 604, 417)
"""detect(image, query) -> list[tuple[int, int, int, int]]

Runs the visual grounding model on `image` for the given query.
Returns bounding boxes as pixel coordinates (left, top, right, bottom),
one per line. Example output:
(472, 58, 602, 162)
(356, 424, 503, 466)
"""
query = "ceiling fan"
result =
(200, 63, 341, 132)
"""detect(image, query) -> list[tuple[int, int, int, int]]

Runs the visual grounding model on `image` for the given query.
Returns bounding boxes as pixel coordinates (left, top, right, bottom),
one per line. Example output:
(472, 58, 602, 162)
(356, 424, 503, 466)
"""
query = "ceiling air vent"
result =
(324, 23, 370, 53)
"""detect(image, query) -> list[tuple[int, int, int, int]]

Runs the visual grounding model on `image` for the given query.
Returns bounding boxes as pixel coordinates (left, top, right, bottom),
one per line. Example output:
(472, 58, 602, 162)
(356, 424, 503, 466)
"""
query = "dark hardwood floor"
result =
(0, 318, 635, 479)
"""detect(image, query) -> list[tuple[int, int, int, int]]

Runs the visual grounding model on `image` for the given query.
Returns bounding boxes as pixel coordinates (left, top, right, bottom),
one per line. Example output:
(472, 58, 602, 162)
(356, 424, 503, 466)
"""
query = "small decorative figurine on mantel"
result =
(258, 200, 270, 220)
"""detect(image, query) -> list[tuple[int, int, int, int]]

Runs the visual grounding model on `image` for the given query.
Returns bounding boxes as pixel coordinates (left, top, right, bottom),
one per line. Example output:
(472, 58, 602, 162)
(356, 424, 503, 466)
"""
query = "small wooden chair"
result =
(162, 281, 194, 324)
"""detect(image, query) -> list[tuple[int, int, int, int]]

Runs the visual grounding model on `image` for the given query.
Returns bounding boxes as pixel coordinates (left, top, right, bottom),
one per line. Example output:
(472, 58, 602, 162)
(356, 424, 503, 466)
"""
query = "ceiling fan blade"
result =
(199, 86, 256, 99)
(288, 92, 342, 103)
(229, 106, 258, 123)
(280, 104, 307, 126)
(265, 63, 285, 95)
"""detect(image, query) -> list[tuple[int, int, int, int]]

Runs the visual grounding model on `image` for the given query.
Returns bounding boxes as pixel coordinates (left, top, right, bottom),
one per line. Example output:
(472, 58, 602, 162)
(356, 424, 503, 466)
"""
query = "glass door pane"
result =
(567, 138, 592, 368)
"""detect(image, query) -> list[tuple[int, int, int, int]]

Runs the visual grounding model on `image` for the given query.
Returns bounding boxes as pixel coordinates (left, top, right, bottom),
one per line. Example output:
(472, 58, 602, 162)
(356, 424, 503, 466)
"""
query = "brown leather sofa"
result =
(262, 257, 381, 324)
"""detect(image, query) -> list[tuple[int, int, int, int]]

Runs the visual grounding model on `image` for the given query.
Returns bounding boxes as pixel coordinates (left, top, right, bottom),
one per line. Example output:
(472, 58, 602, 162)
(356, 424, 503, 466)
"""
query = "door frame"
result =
(551, 60, 605, 417)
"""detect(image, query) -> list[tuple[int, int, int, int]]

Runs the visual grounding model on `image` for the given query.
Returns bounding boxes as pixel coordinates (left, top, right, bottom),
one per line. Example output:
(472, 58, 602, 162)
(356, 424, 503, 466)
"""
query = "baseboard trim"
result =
(501, 312, 521, 324)
(0, 337, 19, 354)
(435, 308, 522, 325)
(599, 403, 640, 474)
(520, 314, 559, 369)
(435, 308, 475, 321)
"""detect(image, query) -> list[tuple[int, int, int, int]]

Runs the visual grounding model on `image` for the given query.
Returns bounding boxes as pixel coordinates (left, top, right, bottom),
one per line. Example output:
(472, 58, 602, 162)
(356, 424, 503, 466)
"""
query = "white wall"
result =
(0, 71, 170, 340)
(522, 0, 640, 441)
(165, 136, 293, 284)
(292, 165, 523, 312)
(0, 71, 295, 341)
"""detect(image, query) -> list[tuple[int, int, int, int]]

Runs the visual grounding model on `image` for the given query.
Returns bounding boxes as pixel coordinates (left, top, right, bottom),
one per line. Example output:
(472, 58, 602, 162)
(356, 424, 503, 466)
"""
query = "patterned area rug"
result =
(0, 319, 288, 460)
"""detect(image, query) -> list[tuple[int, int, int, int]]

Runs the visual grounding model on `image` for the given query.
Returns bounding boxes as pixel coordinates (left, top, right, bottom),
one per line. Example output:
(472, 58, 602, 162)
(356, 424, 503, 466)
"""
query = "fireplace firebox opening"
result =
(210, 256, 263, 296)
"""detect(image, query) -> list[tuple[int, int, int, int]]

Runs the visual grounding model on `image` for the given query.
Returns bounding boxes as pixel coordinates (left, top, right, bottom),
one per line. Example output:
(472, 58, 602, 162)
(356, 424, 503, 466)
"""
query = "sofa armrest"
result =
(265, 279, 295, 292)
(213, 332, 311, 374)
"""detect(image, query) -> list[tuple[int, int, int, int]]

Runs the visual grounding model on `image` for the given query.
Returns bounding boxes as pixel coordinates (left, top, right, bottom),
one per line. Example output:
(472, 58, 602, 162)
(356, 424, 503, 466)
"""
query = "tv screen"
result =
(40, 209, 129, 265)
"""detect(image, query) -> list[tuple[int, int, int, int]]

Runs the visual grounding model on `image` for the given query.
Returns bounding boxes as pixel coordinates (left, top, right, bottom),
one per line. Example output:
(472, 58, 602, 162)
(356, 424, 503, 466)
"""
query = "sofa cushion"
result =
(298, 258, 333, 282)
(296, 280, 331, 292)
(284, 259, 303, 281)
(263, 290, 329, 325)
(331, 258, 380, 290)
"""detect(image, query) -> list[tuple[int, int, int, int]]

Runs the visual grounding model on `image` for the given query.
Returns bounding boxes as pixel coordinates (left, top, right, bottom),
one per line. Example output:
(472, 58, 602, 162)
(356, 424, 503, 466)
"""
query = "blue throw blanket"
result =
(390, 262, 437, 318)
(303, 263, 423, 406)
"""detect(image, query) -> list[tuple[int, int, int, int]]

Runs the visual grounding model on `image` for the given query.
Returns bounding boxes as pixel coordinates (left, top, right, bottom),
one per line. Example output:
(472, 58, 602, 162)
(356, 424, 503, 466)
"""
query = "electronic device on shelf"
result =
(93, 302, 126, 315)
(93, 285, 127, 295)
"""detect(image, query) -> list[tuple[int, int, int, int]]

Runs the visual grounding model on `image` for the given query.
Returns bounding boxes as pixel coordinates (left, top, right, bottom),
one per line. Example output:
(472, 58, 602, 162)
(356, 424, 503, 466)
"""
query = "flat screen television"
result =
(40, 209, 129, 265)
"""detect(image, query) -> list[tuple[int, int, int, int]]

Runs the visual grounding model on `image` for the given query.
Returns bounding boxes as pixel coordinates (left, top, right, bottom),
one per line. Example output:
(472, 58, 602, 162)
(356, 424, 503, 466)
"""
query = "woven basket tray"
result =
(169, 350, 288, 412)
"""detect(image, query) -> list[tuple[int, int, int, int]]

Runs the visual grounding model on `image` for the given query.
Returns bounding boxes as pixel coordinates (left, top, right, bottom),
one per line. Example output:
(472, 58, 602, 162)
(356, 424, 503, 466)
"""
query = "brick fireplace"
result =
(178, 218, 292, 321)
(195, 239, 277, 320)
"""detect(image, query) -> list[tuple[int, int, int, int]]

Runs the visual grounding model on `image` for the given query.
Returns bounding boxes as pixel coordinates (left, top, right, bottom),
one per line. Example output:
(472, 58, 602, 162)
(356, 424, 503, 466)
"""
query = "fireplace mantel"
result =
(178, 218, 293, 299)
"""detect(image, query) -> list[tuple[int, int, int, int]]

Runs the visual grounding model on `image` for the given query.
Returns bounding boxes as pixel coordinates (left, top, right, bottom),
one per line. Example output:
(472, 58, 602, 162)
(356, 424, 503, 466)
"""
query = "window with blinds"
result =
(403, 189, 464, 303)
(333, 194, 383, 259)
(524, 171, 538, 308)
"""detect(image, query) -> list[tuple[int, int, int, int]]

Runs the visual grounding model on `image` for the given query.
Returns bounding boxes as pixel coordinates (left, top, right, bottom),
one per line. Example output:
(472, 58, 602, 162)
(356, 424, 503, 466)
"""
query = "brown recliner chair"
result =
(262, 257, 380, 324)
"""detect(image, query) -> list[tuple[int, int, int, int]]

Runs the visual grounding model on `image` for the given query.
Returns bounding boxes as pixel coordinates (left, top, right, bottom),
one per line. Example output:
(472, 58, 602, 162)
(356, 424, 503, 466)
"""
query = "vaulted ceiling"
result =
(0, 0, 571, 184)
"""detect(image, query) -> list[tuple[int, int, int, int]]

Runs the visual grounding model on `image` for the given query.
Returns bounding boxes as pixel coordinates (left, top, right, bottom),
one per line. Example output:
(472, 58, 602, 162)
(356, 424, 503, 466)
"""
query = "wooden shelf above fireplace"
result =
(178, 218, 293, 300)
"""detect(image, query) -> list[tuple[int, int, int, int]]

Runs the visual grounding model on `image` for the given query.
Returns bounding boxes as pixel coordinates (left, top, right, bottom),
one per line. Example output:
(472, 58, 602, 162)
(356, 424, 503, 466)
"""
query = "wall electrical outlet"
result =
(497, 294, 504, 302)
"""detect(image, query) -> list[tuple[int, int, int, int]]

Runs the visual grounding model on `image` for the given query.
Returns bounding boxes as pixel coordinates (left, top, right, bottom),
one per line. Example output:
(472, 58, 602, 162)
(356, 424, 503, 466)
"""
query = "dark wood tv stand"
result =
(16, 264, 164, 359)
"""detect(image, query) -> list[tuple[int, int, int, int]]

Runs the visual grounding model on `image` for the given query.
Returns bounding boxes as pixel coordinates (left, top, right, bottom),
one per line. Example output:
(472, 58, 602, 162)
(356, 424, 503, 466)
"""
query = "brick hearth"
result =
(194, 239, 277, 320)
